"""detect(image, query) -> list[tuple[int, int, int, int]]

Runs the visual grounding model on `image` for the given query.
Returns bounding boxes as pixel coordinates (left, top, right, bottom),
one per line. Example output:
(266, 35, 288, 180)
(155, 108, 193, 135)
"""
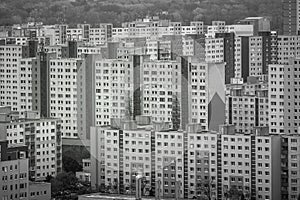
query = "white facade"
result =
(3, 117, 62, 181)
(94, 59, 133, 126)
(205, 38, 224, 63)
(0, 45, 33, 117)
(49, 58, 80, 138)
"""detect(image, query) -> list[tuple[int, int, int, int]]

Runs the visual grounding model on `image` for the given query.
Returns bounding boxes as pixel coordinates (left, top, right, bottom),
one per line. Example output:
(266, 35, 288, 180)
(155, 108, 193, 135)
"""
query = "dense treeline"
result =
(0, 0, 282, 32)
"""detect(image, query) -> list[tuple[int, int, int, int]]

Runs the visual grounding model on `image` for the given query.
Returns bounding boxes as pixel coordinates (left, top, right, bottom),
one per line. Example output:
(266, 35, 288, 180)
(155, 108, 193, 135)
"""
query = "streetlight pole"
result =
(136, 171, 143, 200)
(175, 180, 180, 200)
(155, 179, 161, 200)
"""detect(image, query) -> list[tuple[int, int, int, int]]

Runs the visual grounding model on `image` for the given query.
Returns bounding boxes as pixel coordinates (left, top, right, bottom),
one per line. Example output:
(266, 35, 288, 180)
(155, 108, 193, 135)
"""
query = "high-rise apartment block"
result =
(32, 50, 81, 138)
(0, 107, 62, 181)
(225, 77, 269, 133)
(283, 0, 299, 35)
(90, 121, 282, 200)
(77, 54, 226, 141)
(269, 58, 300, 134)
(281, 134, 300, 200)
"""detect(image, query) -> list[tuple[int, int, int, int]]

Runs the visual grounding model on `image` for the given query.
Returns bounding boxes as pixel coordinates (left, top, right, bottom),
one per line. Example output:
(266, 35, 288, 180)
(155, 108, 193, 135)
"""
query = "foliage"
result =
(227, 185, 244, 200)
(50, 171, 91, 198)
(0, 0, 282, 32)
(62, 155, 83, 173)
(62, 145, 89, 173)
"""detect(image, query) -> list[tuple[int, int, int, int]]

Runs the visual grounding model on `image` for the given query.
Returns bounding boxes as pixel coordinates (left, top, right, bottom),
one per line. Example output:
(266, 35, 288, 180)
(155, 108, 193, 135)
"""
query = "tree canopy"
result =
(0, 0, 282, 32)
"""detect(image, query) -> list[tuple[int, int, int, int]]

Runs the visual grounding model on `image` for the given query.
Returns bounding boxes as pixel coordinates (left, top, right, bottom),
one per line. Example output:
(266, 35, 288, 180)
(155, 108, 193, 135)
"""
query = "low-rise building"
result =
(0, 107, 62, 181)
(29, 182, 51, 200)
(0, 140, 29, 200)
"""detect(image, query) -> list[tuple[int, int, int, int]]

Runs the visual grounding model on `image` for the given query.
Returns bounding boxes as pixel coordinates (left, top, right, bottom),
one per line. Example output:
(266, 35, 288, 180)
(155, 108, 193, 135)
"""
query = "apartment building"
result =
(276, 35, 300, 65)
(215, 32, 235, 84)
(219, 125, 281, 200)
(189, 61, 209, 130)
(155, 129, 185, 199)
(76, 159, 91, 183)
(90, 122, 154, 195)
(48, 58, 79, 138)
(186, 125, 219, 199)
(225, 78, 269, 133)
(32, 50, 82, 138)
(190, 21, 204, 35)
(0, 42, 39, 118)
(0, 140, 29, 200)
(255, 133, 281, 200)
(281, 135, 300, 200)
(283, 0, 299, 35)
(269, 58, 300, 134)
(140, 59, 182, 128)
(0, 107, 62, 181)
(206, 21, 226, 38)
(0, 45, 25, 114)
(239, 17, 270, 36)
(248, 32, 274, 77)
(90, 121, 282, 200)
(29, 182, 51, 200)
(205, 38, 224, 63)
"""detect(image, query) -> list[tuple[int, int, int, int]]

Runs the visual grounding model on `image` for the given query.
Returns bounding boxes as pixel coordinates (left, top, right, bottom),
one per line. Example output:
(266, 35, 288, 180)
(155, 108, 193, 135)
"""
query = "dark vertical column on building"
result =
(29, 30, 37, 39)
(241, 37, 249, 82)
(270, 33, 278, 64)
(216, 135, 222, 200)
(39, 51, 50, 118)
(68, 40, 78, 58)
(22, 46, 29, 58)
(281, 137, 289, 200)
(255, 98, 259, 127)
(133, 55, 142, 120)
(119, 130, 124, 194)
(150, 131, 156, 196)
(79, 54, 97, 140)
(61, 46, 68, 58)
(228, 97, 233, 125)
(282, 0, 297, 35)
(56, 122, 62, 173)
(23, 40, 38, 58)
(216, 33, 235, 84)
(250, 136, 256, 200)
(183, 132, 188, 199)
(106, 24, 113, 40)
(181, 57, 189, 130)
(157, 41, 161, 60)
(93, 129, 99, 191)
(259, 31, 272, 75)
(28, 40, 38, 58)
(60, 25, 67, 44)
(83, 24, 90, 40)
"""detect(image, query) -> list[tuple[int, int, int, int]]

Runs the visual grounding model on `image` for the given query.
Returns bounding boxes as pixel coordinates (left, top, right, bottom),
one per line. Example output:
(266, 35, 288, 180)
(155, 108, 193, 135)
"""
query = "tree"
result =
(195, 178, 215, 200)
(51, 171, 91, 198)
(62, 155, 83, 173)
(197, 195, 209, 200)
(228, 185, 241, 200)
(45, 175, 53, 183)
